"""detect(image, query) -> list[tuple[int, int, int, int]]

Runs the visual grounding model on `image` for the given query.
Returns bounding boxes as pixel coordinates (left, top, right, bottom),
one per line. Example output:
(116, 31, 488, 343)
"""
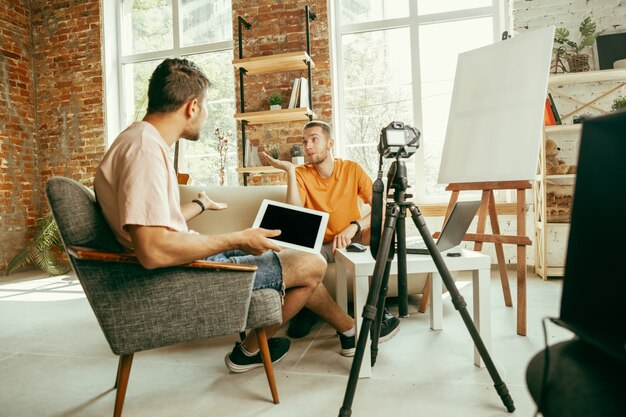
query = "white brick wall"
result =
(513, 0, 626, 69)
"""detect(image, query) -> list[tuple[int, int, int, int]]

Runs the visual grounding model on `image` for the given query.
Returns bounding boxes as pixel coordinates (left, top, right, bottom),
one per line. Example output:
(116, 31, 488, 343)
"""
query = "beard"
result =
(307, 147, 329, 165)
(181, 129, 200, 141)
(181, 119, 202, 141)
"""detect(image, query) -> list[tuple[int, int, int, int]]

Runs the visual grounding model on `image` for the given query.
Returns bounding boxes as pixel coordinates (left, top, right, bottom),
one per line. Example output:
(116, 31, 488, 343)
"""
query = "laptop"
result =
(402, 200, 481, 255)
(550, 112, 626, 364)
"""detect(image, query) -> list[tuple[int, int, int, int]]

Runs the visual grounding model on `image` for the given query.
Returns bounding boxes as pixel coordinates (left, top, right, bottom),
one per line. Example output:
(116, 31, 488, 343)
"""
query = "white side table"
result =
(334, 248, 491, 378)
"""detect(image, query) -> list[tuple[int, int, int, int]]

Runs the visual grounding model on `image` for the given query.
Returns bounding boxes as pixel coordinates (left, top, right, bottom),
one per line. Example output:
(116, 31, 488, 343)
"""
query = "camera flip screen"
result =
(386, 130, 406, 146)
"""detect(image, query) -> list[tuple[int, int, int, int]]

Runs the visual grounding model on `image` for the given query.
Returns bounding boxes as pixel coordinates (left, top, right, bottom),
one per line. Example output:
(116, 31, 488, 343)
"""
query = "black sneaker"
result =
(224, 337, 290, 373)
(379, 313, 401, 343)
(286, 307, 319, 338)
(337, 332, 356, 357)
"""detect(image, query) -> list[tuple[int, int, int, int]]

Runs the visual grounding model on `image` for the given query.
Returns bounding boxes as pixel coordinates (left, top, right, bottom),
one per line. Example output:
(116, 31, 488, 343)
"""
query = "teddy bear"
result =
(545, 138, 576, 175)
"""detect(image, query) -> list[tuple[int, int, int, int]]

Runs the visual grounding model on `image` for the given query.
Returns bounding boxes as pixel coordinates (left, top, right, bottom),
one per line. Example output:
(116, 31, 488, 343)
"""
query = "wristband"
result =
(192, 199, 205, 213)
(350, 220, 361, 235)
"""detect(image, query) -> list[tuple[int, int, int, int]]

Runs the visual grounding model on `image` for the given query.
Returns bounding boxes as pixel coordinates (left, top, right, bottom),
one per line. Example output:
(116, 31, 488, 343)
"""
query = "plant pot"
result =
(292, 156, 305, 165)
(614, 58, 626, 69)
(567, 54, 590, 72)
(270, 104, 282, 110)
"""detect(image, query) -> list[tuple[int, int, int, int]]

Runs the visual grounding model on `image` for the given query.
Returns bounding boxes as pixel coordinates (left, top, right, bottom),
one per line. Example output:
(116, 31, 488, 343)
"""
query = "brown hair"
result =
(146, 58, 211, 114)
(302, 120, 332, 139)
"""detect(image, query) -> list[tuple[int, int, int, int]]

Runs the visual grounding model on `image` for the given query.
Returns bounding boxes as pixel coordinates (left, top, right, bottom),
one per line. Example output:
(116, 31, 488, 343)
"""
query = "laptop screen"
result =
(560, 112, 626, 345)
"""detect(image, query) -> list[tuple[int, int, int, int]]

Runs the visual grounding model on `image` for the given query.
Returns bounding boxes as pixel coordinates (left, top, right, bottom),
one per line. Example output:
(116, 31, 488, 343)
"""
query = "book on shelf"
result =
(547, 93, 562, 125)
(299, 77, 309, 109)
(544, 97, 557, 126)
(244, 141, 262, 167)
(287, 77, 310, 109)
(288, 78, 301, 108)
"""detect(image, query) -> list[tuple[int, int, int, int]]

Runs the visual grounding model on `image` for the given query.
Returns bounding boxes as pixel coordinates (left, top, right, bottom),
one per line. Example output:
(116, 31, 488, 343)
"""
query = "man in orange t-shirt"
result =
(260, 120, 400, 342)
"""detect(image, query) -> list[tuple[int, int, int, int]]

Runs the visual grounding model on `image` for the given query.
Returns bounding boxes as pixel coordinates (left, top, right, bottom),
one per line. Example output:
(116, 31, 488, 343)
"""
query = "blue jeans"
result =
(205, 250, 284, 293)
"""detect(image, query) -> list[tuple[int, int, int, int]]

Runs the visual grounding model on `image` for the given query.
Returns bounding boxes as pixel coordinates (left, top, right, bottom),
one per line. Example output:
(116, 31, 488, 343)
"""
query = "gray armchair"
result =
(46, 177, 283, 417)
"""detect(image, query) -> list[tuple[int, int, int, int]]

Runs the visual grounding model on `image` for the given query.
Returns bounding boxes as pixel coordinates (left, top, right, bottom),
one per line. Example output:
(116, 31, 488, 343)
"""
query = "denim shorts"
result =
(205, 250, 284, 293)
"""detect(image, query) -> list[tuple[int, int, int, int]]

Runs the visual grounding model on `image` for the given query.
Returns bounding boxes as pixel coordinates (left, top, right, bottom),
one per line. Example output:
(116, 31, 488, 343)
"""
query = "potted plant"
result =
(262, 144, 281, 164)
(553, 17, 605, 73)
(268, 93, 283, 110)
(4, 213, 70, 276)
(611, 95, 626, 112)
(290, 144, 305, 165)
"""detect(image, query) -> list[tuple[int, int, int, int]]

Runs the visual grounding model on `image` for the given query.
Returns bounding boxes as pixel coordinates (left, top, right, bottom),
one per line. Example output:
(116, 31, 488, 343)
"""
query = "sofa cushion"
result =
(180, 185, 286, 235)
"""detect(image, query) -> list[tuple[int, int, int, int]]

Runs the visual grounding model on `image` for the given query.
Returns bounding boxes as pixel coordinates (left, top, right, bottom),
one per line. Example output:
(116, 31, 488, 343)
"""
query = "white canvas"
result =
(438, 26, 555, 184)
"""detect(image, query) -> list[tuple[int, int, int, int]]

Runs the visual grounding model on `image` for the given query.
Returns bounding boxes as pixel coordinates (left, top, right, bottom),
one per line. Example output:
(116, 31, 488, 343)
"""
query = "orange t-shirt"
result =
(295, 159, 372, 243)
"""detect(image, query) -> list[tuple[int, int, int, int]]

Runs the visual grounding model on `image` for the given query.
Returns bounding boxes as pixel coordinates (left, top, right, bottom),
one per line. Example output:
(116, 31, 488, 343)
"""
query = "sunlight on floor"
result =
(0, 275, 84, 302)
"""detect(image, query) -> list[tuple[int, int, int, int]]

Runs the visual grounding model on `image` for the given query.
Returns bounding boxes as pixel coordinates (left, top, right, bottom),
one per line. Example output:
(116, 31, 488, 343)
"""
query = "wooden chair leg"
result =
(255, 327, 279, 404)
(418, 274, 431, 313)
(113, 354, 134, 417)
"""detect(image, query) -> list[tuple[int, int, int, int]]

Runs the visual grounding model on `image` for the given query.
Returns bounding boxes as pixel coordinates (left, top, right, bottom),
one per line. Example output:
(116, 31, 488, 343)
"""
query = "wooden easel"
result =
(418, 180, 532, 336)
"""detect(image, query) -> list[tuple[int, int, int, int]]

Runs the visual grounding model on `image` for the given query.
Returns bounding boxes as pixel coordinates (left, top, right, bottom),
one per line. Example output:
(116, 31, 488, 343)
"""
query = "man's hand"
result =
(197, 191, 227, 211)
(236, 228, 283, 255)
(259, 151, 294, 172)
(331, 223, 359, 253)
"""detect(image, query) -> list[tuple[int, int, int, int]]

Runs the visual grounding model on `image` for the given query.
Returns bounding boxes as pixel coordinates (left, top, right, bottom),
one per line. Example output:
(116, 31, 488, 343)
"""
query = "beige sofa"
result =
(179, 184, 427, 299)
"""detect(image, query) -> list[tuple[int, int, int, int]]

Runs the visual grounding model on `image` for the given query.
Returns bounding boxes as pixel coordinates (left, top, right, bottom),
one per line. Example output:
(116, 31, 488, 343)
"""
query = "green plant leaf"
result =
(579, 17, 596, 37)
(4, 213, 70, 276)
(555, 27, 570, 41)
(4, 247, 36, 275)
(612, 96, 626, 111)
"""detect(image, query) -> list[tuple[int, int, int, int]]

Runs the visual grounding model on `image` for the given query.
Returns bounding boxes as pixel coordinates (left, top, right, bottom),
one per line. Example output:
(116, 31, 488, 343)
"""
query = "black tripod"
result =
(338, 159, 515, 416)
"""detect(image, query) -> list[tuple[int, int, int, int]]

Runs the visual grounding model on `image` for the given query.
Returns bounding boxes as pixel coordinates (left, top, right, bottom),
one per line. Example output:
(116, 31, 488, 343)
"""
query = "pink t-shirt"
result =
(94, 121, 188, 249)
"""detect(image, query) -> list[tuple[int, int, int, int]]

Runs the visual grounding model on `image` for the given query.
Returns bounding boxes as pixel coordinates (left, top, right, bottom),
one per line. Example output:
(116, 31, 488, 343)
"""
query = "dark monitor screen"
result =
(259, 204, 323, 248)
(561, 112, 626, 333)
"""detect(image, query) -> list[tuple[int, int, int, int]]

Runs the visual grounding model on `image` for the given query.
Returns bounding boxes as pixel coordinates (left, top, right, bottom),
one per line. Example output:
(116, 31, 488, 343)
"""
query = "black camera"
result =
(378, 121, 420, 159)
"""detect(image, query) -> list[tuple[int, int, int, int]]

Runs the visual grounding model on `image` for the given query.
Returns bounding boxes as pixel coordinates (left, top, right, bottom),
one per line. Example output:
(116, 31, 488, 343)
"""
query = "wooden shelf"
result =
(236, 166, 284, 174)
(535, 220, 571, 228)
(536, 69, 626, 279)
(235, 107, 316, 125)
(546, 266, 566, 276)
(549, 68, 626, 85)
(545, 174, 576, 183)
(544, 124, 583, 134)
(233, 51, 315, 75)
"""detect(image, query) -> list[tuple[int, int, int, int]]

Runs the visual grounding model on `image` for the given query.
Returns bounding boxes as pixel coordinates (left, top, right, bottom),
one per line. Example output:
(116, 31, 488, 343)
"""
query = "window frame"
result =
(104, 0, 234, 146)
(330, 0, 510, 203)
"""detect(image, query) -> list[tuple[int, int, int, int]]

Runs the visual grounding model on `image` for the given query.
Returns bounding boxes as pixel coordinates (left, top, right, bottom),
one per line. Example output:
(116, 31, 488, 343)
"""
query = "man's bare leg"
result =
(242, 250, 326, 352)
(305, 284, 354, 333)
(276, 248, 354, 333)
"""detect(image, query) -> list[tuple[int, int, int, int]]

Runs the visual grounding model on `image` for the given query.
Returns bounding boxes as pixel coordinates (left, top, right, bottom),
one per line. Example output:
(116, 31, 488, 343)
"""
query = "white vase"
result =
(270, 104, 282, 110)
(292, 156, 305, 165)
(613, 59, 626, 69)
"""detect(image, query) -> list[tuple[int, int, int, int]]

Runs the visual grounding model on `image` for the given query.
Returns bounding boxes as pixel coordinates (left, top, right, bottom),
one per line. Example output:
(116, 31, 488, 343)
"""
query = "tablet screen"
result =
(252, 200, 329, 253)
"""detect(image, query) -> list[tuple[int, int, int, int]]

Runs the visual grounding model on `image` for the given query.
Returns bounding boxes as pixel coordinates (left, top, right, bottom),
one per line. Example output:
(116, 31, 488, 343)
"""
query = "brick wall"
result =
(232, 0, 331, 185)
(513, 0, 626, 67)
(0, 0, 38, 270)
(0, 0, 105, 271)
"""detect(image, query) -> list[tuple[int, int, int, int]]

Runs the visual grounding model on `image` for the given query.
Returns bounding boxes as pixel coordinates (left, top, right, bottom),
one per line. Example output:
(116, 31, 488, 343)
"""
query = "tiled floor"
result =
(0, 267, 572, 417)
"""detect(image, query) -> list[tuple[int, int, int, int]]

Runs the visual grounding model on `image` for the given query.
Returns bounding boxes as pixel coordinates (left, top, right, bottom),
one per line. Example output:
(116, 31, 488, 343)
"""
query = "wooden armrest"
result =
(67, 246, 257, 272)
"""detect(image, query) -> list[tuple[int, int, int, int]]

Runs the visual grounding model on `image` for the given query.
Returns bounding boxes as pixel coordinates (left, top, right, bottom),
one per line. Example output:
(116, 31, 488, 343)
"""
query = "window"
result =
(113, 0, 237, 186)
(333, 0, 507, 202)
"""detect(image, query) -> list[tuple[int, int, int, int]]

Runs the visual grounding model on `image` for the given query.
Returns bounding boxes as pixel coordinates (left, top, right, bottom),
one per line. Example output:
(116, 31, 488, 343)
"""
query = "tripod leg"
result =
(339, 204, 399, 417)
(396, 210, 409, 317)
(370, 259, 392, 367)
(407, 204, 515, 413)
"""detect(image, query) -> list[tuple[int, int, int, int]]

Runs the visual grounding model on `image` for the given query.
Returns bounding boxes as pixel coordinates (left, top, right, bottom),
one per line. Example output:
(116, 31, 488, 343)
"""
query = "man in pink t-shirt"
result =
(95, 58, 354, 373)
